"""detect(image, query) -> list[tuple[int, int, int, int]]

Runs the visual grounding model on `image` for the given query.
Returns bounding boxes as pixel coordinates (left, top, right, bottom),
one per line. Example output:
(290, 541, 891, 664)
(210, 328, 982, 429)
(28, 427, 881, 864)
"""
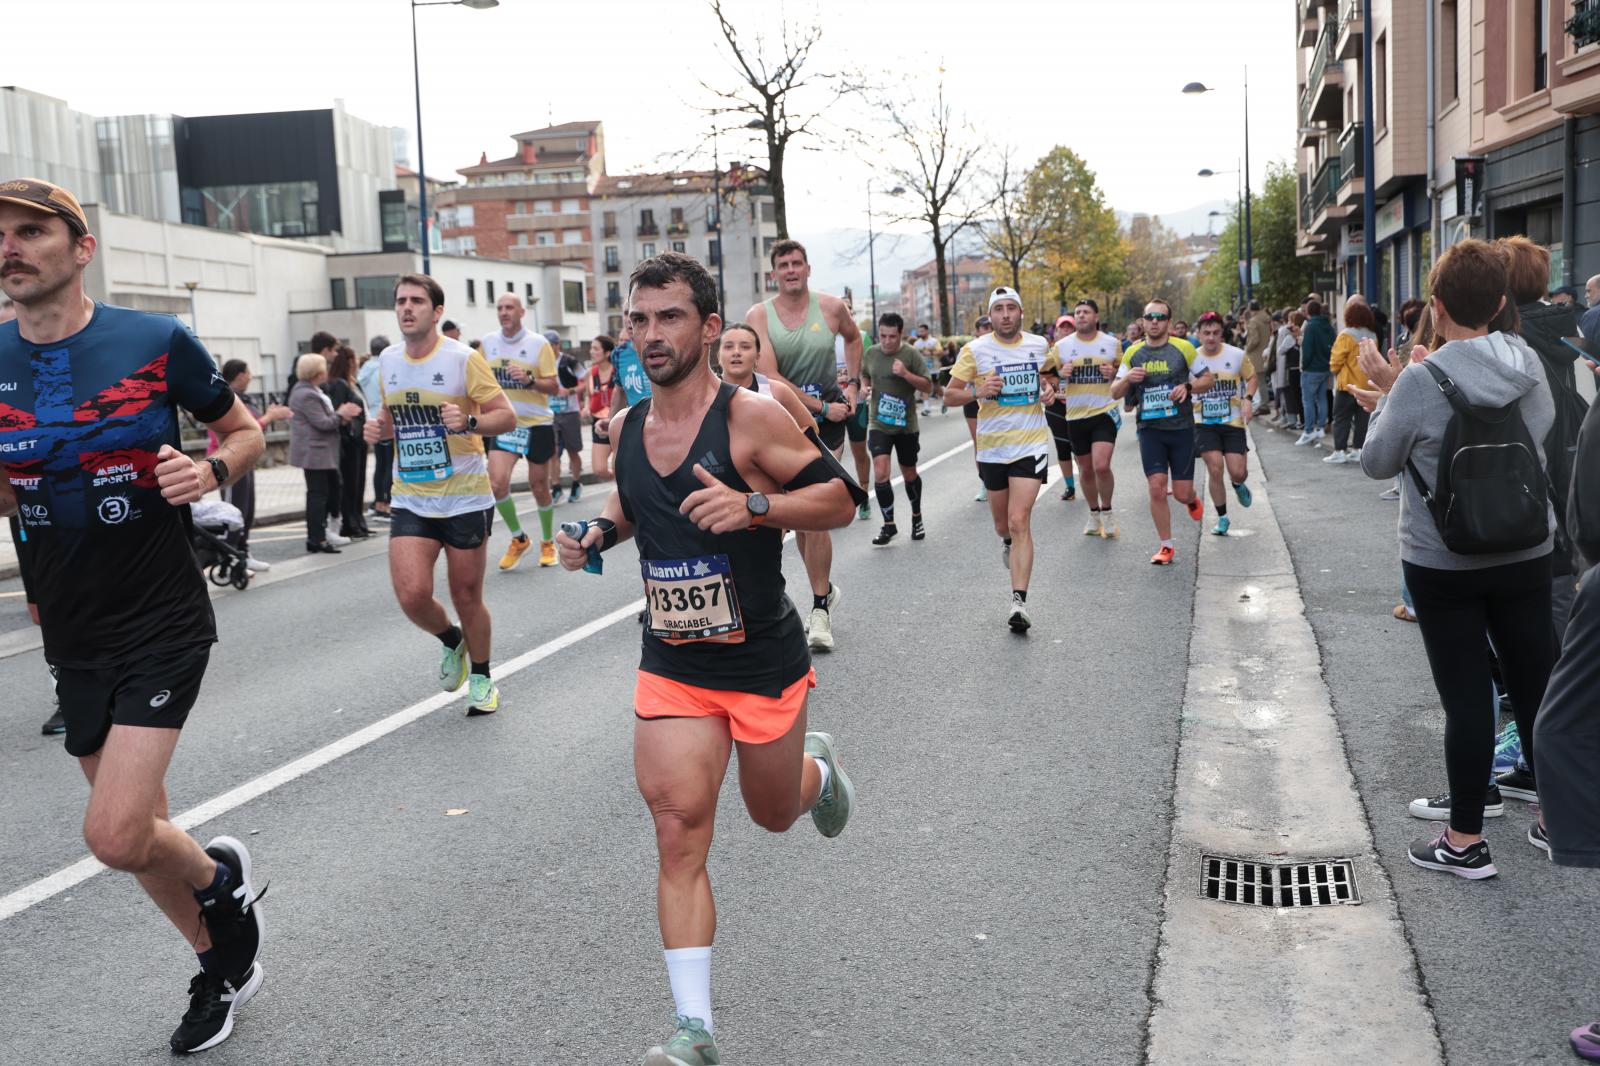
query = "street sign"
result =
(1313, 271, 1337, 290)
(1455, 156, 1486, 219)
(1237, 260, 1260, 287)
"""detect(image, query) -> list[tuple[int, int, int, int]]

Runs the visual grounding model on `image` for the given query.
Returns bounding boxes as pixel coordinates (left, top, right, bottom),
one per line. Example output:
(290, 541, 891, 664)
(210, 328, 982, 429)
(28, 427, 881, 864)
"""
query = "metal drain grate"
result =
(1201, 855, 1360, 908)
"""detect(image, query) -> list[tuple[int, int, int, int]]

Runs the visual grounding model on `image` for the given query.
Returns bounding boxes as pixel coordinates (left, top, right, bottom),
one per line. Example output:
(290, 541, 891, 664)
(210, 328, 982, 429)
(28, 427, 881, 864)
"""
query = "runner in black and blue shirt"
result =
(1110, 298, 1214, 565)
(0, 178, 269, 1054)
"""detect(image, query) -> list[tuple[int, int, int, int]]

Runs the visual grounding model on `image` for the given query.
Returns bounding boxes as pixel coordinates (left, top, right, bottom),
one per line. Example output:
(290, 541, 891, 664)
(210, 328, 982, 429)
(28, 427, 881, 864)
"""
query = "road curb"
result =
(1144, 440, 1443, 1064)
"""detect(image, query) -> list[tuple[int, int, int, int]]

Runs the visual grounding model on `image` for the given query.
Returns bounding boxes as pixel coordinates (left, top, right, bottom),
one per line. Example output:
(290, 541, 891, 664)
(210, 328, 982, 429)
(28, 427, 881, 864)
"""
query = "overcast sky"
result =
(21, 0, 1295, 273)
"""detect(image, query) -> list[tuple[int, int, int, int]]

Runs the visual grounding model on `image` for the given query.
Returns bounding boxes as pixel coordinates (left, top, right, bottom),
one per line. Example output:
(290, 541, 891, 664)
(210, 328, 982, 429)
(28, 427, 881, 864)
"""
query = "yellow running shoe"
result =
(539, 540, 557, 567)
(498, 534, 532, 571)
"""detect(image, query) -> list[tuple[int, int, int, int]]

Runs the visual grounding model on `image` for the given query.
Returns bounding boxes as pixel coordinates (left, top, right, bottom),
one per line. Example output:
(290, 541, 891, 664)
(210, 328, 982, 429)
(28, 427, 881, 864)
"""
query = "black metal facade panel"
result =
(174, 109, 341, 233)
(1574, 116, 1600, 282)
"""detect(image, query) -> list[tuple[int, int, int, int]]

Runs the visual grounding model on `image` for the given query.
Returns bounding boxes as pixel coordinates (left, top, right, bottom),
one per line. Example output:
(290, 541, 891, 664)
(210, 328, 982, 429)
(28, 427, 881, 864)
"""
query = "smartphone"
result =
(1561, 336, 1600, 370)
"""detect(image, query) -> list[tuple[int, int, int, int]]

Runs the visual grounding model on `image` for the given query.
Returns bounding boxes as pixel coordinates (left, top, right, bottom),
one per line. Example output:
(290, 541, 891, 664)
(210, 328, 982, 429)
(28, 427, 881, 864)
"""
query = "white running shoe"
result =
(1294, 432, 1316, 446)
(1380, 485, 1401, 501)
(1322, 450, 1347, 464)
(807, 607, 834, 652)
(974, 485, 988, 502)
(245, 556, 271, 573)
(326, 532, 352, 547)
(1007, 600, 1032, 633)
(1084, 512, 1103, 536)
(1001, 540, 1011, 569)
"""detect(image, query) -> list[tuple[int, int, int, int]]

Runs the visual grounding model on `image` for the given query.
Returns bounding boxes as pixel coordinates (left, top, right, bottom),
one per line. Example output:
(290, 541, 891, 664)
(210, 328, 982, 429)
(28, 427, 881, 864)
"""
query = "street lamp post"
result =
(1184, 66, 1253, 303)
(411, 0, 498, 276)
(1360, 1, 1378, 300)
(866, 182, 905, 337)
(1199, 167, 1243, 307)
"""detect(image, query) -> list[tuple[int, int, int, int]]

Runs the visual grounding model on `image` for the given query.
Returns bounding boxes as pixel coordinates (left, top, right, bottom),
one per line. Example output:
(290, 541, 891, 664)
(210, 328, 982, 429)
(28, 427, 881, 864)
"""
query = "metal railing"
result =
(1339, 0, 1361, 28)
(1569, 0, 1600, 48)
(1310, 156, 1343, 216)
(636, 223, 659, 236)
(1338, 123, 1365, 185)
(1311, 24, 1337, 88)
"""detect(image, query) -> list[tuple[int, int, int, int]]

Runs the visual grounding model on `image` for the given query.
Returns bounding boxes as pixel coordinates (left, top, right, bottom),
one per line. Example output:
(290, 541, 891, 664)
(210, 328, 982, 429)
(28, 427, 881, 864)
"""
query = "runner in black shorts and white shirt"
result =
(1043, 314, 1078, 503)
(0, 179, 269, 1054)
(1189, 311, 1256, 536)
(1054, 298, 1124, 538)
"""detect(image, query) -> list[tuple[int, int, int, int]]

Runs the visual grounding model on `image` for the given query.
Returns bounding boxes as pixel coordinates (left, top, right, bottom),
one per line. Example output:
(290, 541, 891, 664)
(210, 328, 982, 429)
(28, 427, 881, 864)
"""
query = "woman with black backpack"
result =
(1352, 239, 1557, 881)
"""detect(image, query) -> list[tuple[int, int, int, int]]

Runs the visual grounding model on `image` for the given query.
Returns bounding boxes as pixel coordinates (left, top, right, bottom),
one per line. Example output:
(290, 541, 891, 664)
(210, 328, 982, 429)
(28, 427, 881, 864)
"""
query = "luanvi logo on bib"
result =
(149, 690, 172, 708)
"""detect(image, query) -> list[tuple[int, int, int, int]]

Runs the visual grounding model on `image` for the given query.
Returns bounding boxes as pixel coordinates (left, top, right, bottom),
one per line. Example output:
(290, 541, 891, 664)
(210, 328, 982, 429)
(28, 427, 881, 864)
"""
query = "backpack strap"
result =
(1418, 360, 1471, 416)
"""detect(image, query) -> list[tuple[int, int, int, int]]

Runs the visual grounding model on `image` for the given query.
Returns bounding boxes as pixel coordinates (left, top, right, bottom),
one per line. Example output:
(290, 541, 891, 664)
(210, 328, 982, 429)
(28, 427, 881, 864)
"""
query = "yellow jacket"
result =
(1330, 329, 1374, 393)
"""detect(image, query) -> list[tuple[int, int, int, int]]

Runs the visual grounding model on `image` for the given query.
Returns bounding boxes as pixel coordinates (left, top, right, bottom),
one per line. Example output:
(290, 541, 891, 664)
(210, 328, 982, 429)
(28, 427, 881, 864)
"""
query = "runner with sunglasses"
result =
(1110, 299, 1212, 565)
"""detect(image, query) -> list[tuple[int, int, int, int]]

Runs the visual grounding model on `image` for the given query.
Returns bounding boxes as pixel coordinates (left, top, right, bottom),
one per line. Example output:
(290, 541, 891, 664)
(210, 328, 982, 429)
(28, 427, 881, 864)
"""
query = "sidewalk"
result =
(0, 462, 559, 582)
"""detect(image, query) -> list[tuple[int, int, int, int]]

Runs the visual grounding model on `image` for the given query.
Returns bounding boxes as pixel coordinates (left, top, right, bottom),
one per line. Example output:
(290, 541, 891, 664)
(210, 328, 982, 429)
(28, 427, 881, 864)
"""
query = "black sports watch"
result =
(206, 456, 229, 487)
(746, 492, 771, 529)
(465, 414, 479, 434)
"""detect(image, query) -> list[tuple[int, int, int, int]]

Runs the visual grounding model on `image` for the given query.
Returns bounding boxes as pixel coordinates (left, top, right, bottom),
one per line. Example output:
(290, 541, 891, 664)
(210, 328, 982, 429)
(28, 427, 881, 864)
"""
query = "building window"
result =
(536, 232, 554, 246)
(561, 198, 581, 213)
(642, 242, 656, 258)
(603, 211, 617, 238)
(764, 271, 779, 292)
(638, 209, 658, 236)
(671, 240, 686, 253)
(761, 201, 776, 223)
(183, 179, 323, 237)
(507, 280, 514, 298)
(763, 236, 776, 255)
(708, 238, 721, 266)
(1375, 32, 1388, 132)
(535, 200, 555, 214)
(466, 278, 476, 306)
(608, 314, 624, 336)
(604, 245, 620, 271)
(607, 281, 622, 309)
(706, 203, 720, 228)
(526, 283, 535, 304)
(561, 228, 584, 244)
(1440, 1, 1458, 104)
(487, 280, 496, 302)
(379, 190, 409, 252)
(331, 278, 348, 310)
(1533, 0, 1548, 92)
(517, 232, 529, 246)
(564, 280, 585, 314)
(355, 275, 400, 310)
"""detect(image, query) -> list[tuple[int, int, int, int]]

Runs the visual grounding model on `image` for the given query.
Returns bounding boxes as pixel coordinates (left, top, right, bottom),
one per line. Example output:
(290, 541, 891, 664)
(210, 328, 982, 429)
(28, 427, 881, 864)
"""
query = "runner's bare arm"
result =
(766, 378, 816, 430)
(828, 297, 864, 402)
(153, 396, 265, 505)
(364, 399, 393, 443)
(441, 391, 516, 436)
(748, 302, 821, 415)
(555, 472, 633, 570)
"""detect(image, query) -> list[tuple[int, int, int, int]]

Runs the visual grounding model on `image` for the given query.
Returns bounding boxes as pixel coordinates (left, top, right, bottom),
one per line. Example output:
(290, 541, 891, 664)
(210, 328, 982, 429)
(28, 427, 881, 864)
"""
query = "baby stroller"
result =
(189, 498, 250, 591)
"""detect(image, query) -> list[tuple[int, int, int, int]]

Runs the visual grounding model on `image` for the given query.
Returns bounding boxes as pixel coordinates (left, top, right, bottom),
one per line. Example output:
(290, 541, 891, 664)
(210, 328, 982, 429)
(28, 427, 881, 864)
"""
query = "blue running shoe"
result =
(1211, 515, 1231, 536)
(1493, 722, 1522, 776)
(1233, 482, 1253, 508)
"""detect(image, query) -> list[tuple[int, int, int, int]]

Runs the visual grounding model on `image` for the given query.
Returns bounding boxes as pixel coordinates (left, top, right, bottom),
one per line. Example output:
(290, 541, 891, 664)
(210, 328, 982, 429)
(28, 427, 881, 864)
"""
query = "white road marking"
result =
(0, 438, 976, 921)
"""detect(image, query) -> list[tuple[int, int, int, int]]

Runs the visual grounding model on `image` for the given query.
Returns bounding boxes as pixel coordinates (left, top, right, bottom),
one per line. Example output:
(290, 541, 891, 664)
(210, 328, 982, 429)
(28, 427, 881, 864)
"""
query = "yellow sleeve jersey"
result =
(380, 337, 503, 518)
(481, 329, 558, 427)
(1056, 330, 1122, 420)
(949, 331, 1059, 464)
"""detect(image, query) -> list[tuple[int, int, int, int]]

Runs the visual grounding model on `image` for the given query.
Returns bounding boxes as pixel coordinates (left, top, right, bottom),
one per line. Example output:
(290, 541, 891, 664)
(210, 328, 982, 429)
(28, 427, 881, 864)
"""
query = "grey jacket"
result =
(1361, 331, 1556, 570)
(288, 380, 341, 470)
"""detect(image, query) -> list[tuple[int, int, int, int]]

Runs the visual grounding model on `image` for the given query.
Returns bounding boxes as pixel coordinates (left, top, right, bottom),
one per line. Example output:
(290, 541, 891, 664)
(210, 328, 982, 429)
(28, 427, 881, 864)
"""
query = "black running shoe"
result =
(1407, 832, 1498, 879)
(871, 524, 897, 546)
(1408, 785, 1504, 821)
(1062, 482, 1076, 501)
(910, 517, 925, 541)
(41, 707, 65, 736)
(1495, 767, 1538, 802)
(170, 963, 263, 1053)
(1529, 819, 1551, 855)
(199, 836, 265, 984)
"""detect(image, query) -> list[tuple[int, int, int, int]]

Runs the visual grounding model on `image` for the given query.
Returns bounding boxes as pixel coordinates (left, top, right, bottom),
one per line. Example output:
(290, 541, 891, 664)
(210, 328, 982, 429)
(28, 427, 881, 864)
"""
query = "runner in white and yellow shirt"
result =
(1189, 311, 1256, 536)
(1055, 297, 1124, 538)
(365, 274, 516, 714)
(480, 293, 560, 569)
(943, 286, 1060, 633)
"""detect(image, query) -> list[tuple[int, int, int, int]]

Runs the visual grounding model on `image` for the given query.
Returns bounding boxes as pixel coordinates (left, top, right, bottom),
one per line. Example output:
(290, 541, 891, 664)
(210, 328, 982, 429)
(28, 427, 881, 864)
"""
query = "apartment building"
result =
(1296, 0, 1600, 315)
(434, 120, 605, 308)
(899, 255, 991, 334)
(591, 164, 778, 337)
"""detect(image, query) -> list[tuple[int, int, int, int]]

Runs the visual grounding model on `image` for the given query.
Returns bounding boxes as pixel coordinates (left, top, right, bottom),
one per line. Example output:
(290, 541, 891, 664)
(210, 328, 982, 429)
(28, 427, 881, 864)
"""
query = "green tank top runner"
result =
(764, 292, 838, 391)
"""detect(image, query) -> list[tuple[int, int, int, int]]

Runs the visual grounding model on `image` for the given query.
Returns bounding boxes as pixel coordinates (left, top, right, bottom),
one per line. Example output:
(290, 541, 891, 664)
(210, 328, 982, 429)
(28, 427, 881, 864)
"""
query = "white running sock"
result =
(1161, 538, 1175, 549)
(813, 755, 831, 799)
(663, 946, 713, 1032)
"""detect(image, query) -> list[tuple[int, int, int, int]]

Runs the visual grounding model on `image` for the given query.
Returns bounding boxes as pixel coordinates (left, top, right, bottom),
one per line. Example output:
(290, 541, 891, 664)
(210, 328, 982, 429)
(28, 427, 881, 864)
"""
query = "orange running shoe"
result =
(1151, 545, 1176, 565)
(1185, 495, 1204, 521)
(539, 540, 558, 567)
(498, 534, 532, 571)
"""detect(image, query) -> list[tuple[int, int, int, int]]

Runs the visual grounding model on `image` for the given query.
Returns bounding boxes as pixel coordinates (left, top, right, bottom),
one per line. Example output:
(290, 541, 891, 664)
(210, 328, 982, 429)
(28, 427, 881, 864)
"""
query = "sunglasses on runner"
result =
(1142, 312, 1171, 322)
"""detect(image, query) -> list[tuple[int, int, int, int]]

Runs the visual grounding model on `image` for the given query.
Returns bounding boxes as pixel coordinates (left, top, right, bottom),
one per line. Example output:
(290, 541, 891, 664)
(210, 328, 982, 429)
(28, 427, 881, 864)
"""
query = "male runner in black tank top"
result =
(556, 253, 860, 1066)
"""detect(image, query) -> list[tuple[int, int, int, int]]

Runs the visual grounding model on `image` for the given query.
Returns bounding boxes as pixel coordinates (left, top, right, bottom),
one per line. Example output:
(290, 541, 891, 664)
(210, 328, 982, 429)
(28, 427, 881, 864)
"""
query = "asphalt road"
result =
(1, 406, 1592, 1064)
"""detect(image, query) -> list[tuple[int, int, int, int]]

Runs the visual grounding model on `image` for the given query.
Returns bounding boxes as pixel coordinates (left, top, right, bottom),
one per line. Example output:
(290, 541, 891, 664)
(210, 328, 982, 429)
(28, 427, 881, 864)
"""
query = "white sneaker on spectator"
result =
(326, 531, 352, 547)
(1379, 484, 1401, 501)
(1294, 432, 1316, 446)
(1322, 450, 1347, 464)
(245, 556, 271, 573)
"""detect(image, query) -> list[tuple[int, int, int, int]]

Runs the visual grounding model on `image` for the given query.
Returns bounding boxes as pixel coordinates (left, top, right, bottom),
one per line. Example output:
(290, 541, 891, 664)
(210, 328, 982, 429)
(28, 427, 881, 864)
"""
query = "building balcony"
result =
(606, 295, 623, 310)
(1308, 157, 1350, 236)
(1300, 121, 1328, 149)
(1335, 0, 1362, 60)
(506, 212, 590, 231)
(508, 243, 593, 264)
(667, 222, 690, 236)
(1336, 123, 1365, 208)
(636, 223, 659, 237)
(1567, 0, 1600, 49)
(1305, 25, 1344, 124)
(1299, 0, 1319, 47)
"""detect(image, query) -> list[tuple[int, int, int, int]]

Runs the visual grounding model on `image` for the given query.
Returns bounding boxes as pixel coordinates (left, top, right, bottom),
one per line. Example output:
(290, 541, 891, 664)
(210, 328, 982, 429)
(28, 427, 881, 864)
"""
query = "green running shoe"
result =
(466, 673, 499, 716)
(643, 1015, 719, 1065)
(438, 640, 468, 692)
(858, 499, 872, 521)
(805, 731, 855, 838)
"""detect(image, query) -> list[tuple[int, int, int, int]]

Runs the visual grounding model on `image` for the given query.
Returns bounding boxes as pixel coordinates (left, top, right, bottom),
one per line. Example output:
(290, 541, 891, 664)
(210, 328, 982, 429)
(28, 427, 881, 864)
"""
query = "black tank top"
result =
(616, 381, 809, 696)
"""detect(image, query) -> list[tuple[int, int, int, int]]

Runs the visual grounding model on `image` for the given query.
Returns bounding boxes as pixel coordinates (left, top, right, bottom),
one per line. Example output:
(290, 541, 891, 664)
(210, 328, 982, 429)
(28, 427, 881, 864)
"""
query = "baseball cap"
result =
(0, 177, 89, 234)
(972, 315, 991, 332)
(987, 286, 1022, 310)
(1054, 314, 1074, 330)
(543, 329, 561, 346)
(1074, 297, 1100, 313)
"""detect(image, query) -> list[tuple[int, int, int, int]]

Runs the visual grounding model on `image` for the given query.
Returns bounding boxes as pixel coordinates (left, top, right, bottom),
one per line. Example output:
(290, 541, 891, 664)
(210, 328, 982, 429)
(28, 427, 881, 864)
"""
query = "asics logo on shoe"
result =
(149, 689, 172, 708)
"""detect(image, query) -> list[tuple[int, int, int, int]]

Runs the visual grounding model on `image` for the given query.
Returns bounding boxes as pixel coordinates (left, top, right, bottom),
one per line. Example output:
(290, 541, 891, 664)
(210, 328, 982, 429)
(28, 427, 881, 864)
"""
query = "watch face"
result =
(747, 492, 770, 515)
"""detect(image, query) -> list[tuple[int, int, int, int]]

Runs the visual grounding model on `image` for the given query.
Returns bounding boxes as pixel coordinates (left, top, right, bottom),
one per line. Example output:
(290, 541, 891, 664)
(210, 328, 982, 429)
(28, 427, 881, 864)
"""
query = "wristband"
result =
(592, 516, 619, 551)
(817, 401, 828, 421)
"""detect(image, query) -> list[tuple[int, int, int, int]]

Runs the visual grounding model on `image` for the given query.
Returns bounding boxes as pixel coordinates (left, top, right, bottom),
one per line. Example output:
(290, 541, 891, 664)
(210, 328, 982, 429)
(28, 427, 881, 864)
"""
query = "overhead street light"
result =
(1182, 70, 1254, 303)
(411, 0, 499, 275)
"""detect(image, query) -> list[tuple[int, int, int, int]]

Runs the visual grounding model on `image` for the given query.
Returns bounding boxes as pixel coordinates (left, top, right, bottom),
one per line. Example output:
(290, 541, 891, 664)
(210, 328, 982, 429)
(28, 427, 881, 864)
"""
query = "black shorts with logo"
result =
(977, 452, 1050, 491)
(846, 400, 869, 443)
(1066, 411, 1120, 455)
(867, 429, 920, 467)
(390, 505, 495, 550)
(486, 424, 557, 464)
(1195, 424, 1250, 455)
(57, 643, 212, 758)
